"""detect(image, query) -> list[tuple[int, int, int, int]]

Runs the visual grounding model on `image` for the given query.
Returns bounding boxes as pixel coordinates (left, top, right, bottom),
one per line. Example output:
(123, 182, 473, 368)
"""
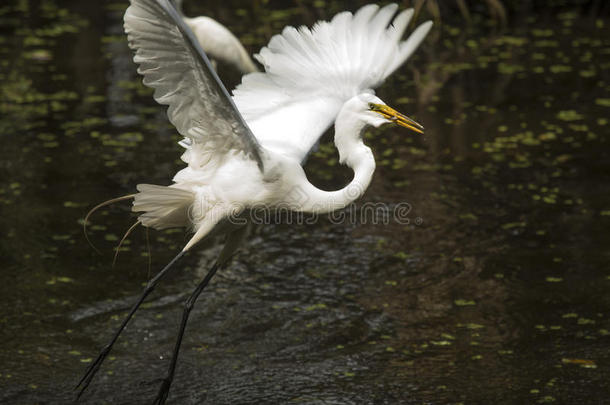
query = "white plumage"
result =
(184, 16, 258, 74)
(78, 1, 432, 403)
(174, 0, 259, 74)
(235, 5, 432, 161)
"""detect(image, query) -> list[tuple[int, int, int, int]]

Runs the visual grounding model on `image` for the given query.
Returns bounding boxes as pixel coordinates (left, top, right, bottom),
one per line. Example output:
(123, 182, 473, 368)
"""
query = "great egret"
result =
(174, 0, 258, 73)
(76, 0, 432, 403)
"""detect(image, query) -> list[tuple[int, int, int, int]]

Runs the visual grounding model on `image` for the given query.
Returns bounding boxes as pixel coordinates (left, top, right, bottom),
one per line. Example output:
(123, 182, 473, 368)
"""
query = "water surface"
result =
(0, 1, 609, 404)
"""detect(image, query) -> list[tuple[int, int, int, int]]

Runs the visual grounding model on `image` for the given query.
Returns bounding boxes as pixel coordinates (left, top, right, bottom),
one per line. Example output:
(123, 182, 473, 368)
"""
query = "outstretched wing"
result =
(124, 0, 264, 170)
(233, 4, 432, 163)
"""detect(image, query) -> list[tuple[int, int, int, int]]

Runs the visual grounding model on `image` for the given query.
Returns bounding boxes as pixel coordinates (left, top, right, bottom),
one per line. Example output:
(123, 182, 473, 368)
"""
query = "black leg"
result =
(75, 250, 186, 399)
(152, 261, 220, 405)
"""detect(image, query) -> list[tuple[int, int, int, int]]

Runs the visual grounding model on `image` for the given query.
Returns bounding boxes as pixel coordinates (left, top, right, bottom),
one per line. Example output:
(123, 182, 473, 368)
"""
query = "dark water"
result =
(1, 1, 609, 404)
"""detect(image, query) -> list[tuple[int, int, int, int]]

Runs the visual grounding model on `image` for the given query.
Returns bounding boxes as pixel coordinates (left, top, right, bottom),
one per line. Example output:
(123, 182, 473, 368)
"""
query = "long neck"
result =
(296, 113, 376, 214)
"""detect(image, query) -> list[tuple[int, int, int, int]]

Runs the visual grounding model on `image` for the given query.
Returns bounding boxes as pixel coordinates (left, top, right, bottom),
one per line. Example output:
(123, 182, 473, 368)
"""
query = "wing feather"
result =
(124, 0, 264, 170)
(233, 3, 432, 163)
(387, 9, 414, 43)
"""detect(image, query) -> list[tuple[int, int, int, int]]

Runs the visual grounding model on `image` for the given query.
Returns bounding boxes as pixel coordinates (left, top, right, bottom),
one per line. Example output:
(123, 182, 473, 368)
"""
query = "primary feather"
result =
(124, 0, 264, 168)
(233, 4, 432, 162)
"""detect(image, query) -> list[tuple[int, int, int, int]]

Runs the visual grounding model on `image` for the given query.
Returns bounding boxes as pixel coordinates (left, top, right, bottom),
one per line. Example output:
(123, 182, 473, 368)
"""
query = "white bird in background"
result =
(76, 0, 432, 403)
(174, 0, 258, 73)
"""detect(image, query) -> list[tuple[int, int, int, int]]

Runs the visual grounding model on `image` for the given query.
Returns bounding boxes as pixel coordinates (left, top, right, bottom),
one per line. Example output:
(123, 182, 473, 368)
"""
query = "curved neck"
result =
(296, 113, 376, 214)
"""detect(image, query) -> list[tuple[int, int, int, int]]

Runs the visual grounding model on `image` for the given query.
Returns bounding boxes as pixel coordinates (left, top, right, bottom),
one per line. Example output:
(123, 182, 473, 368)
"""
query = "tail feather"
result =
(133, 184, 194, 230)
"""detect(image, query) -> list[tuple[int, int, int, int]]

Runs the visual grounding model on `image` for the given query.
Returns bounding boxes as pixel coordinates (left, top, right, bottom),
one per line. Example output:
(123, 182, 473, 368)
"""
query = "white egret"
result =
(76, 0, 432, 403)
(174, 0, 258, 73)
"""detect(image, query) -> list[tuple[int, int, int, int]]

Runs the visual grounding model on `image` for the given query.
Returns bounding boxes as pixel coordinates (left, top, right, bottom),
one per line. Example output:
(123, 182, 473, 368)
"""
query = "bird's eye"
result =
(368, 103, 376, 110)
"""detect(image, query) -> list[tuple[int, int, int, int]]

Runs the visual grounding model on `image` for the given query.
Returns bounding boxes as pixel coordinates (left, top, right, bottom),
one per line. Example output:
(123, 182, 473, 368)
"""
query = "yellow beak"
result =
(370, 103, 424, 134)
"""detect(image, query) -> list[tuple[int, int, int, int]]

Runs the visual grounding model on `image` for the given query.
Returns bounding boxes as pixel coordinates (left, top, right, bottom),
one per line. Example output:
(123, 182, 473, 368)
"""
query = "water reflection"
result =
(0, 0, 609, 404)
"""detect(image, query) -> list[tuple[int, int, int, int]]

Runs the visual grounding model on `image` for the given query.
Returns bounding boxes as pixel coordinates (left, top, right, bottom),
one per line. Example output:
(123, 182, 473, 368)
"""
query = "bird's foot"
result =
(75, 345, 111, 399)
(152, 377, 172, 405)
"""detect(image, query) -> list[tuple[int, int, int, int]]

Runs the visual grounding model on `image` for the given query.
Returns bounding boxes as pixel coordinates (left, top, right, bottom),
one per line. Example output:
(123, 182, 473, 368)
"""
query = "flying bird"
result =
(174, 0, 258, 73)
(76, 0, 432, 403)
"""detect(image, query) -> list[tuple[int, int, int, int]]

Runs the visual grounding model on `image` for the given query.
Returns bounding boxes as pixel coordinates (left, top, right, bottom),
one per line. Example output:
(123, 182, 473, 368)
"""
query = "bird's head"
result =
(353, 93, 424, 134)
(335, 93, 425, 168)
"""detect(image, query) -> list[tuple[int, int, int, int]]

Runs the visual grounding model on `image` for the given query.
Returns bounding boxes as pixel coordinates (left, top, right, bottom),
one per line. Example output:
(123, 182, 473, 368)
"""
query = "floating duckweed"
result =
(542, 196, 556, 204)
(458, 323, 484, 330)
(532, 29, 553, 37)
(556, 110, 583, 121)
(568, 124, 588, 132)
(83, 95, 106, 103)
(501, 222, 526, 230)
(304, 303, 326, 311)
(561, 358, 597, 368)
(394, 96, 412, 104)
(550, 65, 572, 73)
(595, 98, 610, 107)
(534, 40, 558, 48)
(538, 132, 556, 141)
(23, 49, 52, 61)
(554, 154, 572, 163)
(496, 36, 528, 46)
(454, 299, 476, 306)
(532, 53, 546, 60)
(63, 201, 84, 208)
(393, 251, 410, 259)
(46, 276, 74, 285)
(430, 340, 452, 346)
(498, 62, 525, 74)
